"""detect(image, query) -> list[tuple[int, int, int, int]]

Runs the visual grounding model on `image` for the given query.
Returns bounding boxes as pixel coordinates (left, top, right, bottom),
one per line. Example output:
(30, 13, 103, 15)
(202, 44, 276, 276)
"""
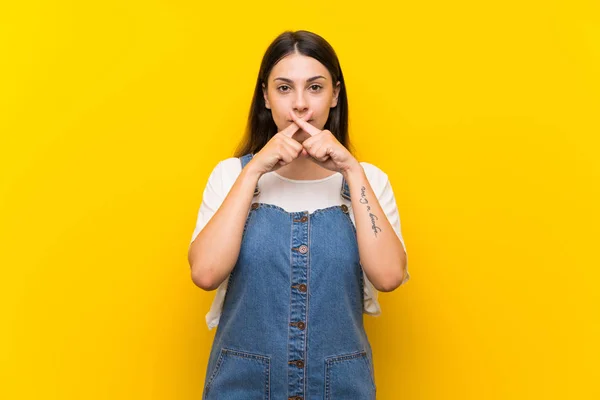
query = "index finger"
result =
(279, 109, 314, 138)
(289, 110, 321, 136)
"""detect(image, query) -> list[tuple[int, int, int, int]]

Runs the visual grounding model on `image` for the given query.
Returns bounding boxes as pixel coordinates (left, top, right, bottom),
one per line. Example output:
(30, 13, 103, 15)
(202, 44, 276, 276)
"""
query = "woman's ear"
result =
(331, 81, 341, 108)
(262, 82, 270, 109)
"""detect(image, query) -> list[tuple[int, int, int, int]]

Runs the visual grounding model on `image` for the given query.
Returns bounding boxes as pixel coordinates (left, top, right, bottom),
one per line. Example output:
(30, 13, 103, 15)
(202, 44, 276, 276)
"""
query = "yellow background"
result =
(1, 1, 599, 398)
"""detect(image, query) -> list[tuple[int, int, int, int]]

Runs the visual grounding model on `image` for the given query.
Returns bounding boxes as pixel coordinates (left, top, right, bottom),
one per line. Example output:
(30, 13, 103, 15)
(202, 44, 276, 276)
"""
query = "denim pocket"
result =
(203, 347, 271, 400)
(324, 350, 376, 400)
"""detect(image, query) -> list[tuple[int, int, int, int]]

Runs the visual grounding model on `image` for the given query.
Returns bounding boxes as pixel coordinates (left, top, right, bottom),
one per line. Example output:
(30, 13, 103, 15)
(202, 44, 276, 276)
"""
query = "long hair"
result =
(233, 30, 354, 157)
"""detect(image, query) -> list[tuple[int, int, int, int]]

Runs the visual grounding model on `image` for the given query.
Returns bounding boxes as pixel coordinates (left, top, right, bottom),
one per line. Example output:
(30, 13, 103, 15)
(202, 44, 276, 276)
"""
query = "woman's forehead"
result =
(269, 54, 329, 81)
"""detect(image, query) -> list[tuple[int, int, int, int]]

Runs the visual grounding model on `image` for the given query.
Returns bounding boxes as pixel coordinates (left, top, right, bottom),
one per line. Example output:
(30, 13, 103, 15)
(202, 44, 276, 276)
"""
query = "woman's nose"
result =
(293, 92, 308, 113)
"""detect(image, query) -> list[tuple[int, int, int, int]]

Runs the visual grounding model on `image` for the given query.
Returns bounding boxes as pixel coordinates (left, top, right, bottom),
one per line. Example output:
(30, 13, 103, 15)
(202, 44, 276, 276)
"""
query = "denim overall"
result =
(202, 153, 376, 400)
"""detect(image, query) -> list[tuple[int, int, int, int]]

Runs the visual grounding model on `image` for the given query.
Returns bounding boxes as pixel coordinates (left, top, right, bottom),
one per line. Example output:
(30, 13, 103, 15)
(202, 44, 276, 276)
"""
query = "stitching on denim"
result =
(222, 347, 271, 361)
(265, 354, 270, 400)
(324, 350, 371, 399)
(287, 212, 293, 399)
(232, 207, 256, 288)
(326, 350, 367, 363)
(340, 176, 351, 200)
(325, 360, 331, 400)
(304, 211, 310, 396)
(341, 208, 357, 237)
(205, 347, 271, 398)
(242, 208, 255, 236)
(204, 348, 226, 398)
(226, 271, 234, 293)
(361, 353, 377, 392)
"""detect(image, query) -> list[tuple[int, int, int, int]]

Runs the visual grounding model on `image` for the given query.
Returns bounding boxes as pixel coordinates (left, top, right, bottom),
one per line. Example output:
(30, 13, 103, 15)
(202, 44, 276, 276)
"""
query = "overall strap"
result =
(239, 153, 260, 196)
(340, 175, 351, 200)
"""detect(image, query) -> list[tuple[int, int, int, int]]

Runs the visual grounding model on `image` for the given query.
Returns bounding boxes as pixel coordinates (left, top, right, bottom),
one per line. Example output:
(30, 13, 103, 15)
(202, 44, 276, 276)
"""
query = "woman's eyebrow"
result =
(273, 75, 327, 83)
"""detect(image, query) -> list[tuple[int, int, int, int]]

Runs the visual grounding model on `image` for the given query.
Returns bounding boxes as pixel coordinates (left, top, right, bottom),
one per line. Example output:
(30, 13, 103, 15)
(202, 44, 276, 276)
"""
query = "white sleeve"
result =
(190, 161, 226, 246)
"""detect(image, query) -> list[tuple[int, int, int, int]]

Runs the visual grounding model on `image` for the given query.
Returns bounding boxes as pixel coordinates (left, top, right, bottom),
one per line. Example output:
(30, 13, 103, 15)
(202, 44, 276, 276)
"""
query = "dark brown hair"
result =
(233, 30, 354, 157)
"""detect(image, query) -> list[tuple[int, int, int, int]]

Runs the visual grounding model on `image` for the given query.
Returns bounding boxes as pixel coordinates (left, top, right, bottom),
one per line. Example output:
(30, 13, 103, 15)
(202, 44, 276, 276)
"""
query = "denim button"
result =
(298, 245, 308, 254)
(298, 284, 307, 292)
(293, 215, 309, 223)
(340, 204, 349, 213)
(251, 203, 259, 210)
(296, 360, 304, 368)
(297, 321, 305, 330)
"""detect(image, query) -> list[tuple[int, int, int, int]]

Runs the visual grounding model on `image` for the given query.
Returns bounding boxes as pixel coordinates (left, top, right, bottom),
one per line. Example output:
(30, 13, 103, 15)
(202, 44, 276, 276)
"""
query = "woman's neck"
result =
(274, 156, 338, 180)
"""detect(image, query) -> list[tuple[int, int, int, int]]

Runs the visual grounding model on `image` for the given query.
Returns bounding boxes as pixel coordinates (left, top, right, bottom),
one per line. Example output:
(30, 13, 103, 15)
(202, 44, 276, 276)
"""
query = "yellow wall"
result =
(1, 1, 598, 398)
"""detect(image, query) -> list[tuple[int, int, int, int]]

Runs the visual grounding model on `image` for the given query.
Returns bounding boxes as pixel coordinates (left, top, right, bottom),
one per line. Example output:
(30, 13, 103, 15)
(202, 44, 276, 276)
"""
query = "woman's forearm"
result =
(188, 164, 262, 291)
(343, 164, 408, 292)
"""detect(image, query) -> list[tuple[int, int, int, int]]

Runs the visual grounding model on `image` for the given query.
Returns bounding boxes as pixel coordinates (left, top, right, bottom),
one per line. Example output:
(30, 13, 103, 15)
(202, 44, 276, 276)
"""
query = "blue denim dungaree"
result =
(202, 153, 376, 400)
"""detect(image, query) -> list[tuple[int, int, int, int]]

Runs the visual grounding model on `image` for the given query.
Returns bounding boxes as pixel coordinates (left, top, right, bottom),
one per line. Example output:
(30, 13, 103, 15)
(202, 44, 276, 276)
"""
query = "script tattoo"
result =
(359, 186, 382, 237)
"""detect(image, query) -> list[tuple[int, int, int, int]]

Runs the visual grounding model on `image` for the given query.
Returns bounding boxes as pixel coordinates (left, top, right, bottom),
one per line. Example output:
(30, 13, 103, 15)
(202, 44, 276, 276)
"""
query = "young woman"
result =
(188, 30, 410, 400)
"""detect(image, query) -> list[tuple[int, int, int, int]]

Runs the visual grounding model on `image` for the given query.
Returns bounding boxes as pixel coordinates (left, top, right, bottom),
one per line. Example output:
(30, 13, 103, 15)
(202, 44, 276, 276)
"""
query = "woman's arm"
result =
(188, 162, 261, 291)
(343, 163, 408, 292)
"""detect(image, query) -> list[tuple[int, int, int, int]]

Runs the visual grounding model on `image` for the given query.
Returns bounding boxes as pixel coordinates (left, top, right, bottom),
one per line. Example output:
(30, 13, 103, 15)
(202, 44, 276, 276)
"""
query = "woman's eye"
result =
(277, 85, 322, 93)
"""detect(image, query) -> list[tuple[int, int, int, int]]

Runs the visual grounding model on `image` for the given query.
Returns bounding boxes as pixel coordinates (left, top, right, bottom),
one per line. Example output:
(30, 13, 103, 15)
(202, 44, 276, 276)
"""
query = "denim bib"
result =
(202, 153, 376, 400)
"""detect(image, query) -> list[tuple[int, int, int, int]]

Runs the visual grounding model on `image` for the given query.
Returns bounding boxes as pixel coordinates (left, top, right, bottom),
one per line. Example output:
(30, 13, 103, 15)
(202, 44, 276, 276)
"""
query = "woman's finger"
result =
(279, 133, 306, 158)
(279, 110, 314, 138)
(289, 110, 320, 136)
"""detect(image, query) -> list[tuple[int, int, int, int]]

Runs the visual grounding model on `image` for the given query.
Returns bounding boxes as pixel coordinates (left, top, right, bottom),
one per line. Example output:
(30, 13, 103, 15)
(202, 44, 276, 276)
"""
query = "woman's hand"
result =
(248, 110, 314, 176)
(289, 110, 359, 174)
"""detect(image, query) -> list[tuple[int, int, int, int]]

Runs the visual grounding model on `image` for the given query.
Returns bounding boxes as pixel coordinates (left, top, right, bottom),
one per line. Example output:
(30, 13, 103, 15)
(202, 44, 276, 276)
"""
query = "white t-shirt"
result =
(190, 157, 410, 330)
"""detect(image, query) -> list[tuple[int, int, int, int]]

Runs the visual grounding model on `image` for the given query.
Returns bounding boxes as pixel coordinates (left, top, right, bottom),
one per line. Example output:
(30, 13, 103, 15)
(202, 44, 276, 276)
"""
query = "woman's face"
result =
(262, 52, 340, 143)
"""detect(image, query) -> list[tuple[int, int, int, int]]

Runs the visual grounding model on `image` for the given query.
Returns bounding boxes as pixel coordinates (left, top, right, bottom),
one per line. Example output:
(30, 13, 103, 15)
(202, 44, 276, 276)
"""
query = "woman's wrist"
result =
(243, 159, 264, 181)
(341, 160, 363, 180)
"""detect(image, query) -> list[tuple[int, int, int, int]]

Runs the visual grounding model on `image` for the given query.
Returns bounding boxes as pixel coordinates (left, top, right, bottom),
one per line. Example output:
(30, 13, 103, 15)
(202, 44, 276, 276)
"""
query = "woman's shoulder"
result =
(208, 157, 243, 186)
(218, 156, 243, 172)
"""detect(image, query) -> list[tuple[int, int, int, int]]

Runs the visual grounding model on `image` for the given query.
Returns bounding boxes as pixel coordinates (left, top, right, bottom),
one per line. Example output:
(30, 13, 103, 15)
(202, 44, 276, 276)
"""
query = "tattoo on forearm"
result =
(359, 185, 382, 237)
